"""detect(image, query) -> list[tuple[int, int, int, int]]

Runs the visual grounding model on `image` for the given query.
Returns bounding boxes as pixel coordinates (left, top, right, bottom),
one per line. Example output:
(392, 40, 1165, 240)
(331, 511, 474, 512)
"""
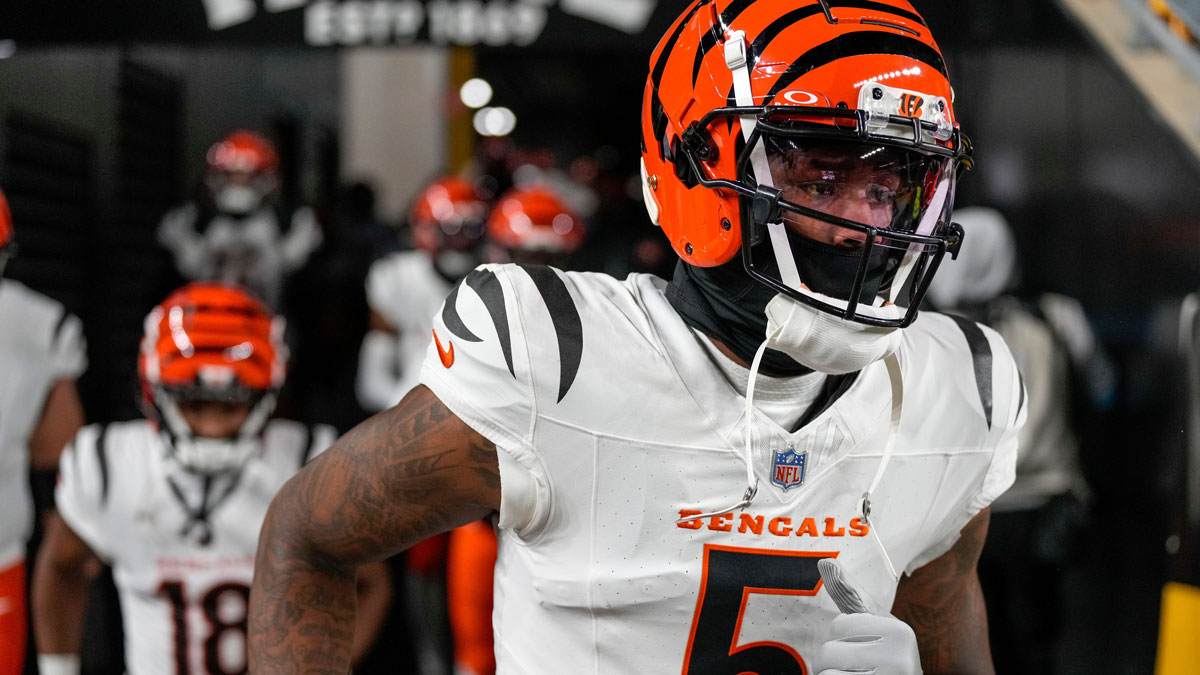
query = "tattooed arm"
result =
(892, 508, 994, 675)
(248, 385, 500, 674)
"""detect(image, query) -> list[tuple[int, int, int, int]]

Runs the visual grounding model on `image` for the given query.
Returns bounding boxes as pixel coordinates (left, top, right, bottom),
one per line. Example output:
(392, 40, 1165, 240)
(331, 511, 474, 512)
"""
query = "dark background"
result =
(1, 1, 1195, 673)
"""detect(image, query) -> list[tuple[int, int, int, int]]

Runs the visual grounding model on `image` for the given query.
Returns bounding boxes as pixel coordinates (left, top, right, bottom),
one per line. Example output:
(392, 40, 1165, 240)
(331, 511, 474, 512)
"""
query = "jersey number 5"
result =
(681, 545, 834, 675)
(157, 579, 250, 675)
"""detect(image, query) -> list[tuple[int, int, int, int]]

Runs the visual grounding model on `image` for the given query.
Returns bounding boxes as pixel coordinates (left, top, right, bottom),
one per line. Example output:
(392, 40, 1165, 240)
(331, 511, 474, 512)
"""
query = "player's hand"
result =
(811, 558, 922, 675)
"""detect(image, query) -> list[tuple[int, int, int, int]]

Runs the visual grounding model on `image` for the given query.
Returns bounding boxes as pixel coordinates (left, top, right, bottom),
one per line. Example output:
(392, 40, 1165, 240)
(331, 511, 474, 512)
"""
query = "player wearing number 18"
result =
(31, 283, 391, 675)
(249, 1, 1023, 673)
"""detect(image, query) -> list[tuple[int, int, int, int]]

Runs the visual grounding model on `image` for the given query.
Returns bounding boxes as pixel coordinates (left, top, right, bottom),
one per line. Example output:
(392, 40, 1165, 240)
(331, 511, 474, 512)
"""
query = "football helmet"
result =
(640, 0, 972, 327)
(410, 176, 489, 278)
(139, 282, 287, 474)
(0, 187, 12, 276)
(205, 130, 280, 215)
(485, 186, 584, 266)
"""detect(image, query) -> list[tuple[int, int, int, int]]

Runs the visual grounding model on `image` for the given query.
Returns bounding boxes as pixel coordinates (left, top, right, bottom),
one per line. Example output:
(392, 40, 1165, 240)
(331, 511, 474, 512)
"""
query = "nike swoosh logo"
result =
(433, 329, 454, 369)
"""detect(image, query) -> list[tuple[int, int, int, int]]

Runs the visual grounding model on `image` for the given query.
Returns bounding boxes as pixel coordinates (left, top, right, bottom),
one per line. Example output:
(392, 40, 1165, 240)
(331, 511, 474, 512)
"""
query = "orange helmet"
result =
(487, 187, 584, 259)
(207, 130, 279, 175)
(409, 177, 488, 278)
(0, 187, 11, 246)
(206, 131, 279, 214)
(139, 282, 286, 473)
(641, 0, 971, 327)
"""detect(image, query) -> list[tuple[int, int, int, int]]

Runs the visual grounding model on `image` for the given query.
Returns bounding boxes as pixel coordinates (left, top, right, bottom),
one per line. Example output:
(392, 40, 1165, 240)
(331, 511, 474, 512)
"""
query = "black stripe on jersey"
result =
(1016, 368, 1026, 421)
(299, 425, 315, 468)
(466, 269, 515, 377)
(51, 308, 71, 346)
(948, 315, 994, 429)
(764, 31, 947, 103)
(520, 266, 583, 404)
(95, 424, 111, 507)
(442, 283, 483, 343)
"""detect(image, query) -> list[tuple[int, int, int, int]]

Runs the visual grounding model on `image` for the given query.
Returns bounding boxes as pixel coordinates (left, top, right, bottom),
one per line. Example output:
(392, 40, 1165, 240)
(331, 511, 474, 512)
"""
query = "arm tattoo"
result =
(249, 386, 500, 673)
(892, 509, 995, 675)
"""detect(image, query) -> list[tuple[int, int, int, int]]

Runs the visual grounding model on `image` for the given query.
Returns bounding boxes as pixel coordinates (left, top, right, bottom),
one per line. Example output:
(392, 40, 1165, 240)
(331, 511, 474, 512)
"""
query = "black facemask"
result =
(666, 258, 812, 377)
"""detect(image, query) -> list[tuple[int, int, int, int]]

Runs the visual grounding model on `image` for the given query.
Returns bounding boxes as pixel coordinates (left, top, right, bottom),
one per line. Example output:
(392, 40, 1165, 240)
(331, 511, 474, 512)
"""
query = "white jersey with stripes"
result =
(56, 419, 335, 675)
(420, 265, 1024, 675)
(0, 279, 86, 563)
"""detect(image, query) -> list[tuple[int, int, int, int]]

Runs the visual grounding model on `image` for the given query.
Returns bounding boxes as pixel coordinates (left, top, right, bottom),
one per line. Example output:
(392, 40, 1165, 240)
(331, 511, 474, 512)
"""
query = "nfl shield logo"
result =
(771, 446, 808, 491)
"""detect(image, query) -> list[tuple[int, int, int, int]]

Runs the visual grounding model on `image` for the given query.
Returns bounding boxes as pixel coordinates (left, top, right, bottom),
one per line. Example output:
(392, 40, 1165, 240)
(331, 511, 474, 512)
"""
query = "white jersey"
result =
(365, 250, 453, 405)
(56, 419, 335, 675)
(0, 279, 86, 564)
(420, 266, 1023, 675)
(157, 203, 321, 309)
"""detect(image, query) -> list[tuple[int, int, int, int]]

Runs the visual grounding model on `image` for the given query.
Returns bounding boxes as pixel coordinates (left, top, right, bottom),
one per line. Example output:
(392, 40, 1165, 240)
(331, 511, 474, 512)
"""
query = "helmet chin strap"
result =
(725, 29, 804, 291)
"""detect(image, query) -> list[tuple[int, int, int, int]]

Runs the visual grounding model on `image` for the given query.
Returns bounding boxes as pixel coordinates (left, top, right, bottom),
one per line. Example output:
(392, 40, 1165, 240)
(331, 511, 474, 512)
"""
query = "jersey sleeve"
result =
(55, 424, 116, 562)
(905, 324, 1024, 574)
(418, 264, 552, 536)
(365, 253, 409, 328)
(47, 310, 87, 381)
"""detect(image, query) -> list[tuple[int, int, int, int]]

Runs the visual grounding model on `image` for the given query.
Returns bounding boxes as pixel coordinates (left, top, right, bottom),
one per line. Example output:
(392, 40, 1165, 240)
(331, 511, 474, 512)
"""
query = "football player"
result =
(31, 283, 390, 675)
(249, 2, 1025, 674)
(482, 185, 585, 268)
(357, 175, 489, 412)
(157, 131, 322, 309)
(0, 186, 88, 675)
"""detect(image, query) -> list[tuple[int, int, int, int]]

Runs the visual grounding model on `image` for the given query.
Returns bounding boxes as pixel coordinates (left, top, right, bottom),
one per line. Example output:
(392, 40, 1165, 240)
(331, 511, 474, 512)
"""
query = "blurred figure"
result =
(483, 186, 585, 268)
(31, 282, 389, 675)
(357, 176, 488, 675)
(357, 176, 488, 413)
(157, 131, 322, 308)
(0, 186, 88, 675)
(928, 206, 1115, 674)
(441, 185, 586, 675)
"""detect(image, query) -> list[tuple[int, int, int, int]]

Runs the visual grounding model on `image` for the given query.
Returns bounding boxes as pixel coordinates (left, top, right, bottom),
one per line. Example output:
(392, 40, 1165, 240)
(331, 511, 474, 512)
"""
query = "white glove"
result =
(812, 558, 922, 675)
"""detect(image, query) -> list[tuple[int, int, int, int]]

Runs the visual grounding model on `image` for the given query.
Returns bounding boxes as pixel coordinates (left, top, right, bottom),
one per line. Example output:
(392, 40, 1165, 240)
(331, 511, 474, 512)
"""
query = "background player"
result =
(32, 282, 389, 675)
(157, 131, 322, 309)
(357, 175, 489, 414)
(0, 185, 88, 675)
(249, 2, 1024, 673)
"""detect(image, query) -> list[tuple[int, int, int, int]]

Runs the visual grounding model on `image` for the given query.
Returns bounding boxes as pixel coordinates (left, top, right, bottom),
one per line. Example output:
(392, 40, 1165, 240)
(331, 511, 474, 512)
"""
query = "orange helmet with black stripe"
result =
(139, 282, 287, 473)
(641, 0, 971, 327)
(486, 186, 584, 266)
(410, 176, 488, 278)
(206, 130, 280, 215)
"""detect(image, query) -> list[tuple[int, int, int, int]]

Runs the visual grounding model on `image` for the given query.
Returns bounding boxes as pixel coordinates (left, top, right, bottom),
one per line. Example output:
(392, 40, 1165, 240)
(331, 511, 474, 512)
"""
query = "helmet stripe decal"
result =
(465, 268, 515, 377)
(827, 0, 926, 27)
(520, 265, 582, 404)
(649, 0, 713, 157)
(694, 5, 826, 88)
(763, 30, 948, 103)
(441, 282, 484, 343)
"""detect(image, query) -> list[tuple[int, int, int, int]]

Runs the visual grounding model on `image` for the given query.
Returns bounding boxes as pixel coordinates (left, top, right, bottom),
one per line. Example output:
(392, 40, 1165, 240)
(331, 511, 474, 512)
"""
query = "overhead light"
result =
(473, 107, 517, 137)
(460, 78, 494, 109)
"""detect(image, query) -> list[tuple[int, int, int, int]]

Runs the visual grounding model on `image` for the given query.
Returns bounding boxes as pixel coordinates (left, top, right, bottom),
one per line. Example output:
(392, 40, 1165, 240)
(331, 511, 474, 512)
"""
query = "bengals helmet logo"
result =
(898, 93, 924, 118)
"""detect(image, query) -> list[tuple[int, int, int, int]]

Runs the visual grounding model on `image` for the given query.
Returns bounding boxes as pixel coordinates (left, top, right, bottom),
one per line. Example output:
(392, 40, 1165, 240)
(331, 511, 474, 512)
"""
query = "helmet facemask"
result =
(681, 92, 967, 328)
(154, 384, 276, 475)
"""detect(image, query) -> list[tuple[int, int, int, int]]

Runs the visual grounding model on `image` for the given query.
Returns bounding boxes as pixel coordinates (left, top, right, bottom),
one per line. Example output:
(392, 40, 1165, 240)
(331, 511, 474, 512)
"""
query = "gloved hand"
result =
(811, 558, 922, 675)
